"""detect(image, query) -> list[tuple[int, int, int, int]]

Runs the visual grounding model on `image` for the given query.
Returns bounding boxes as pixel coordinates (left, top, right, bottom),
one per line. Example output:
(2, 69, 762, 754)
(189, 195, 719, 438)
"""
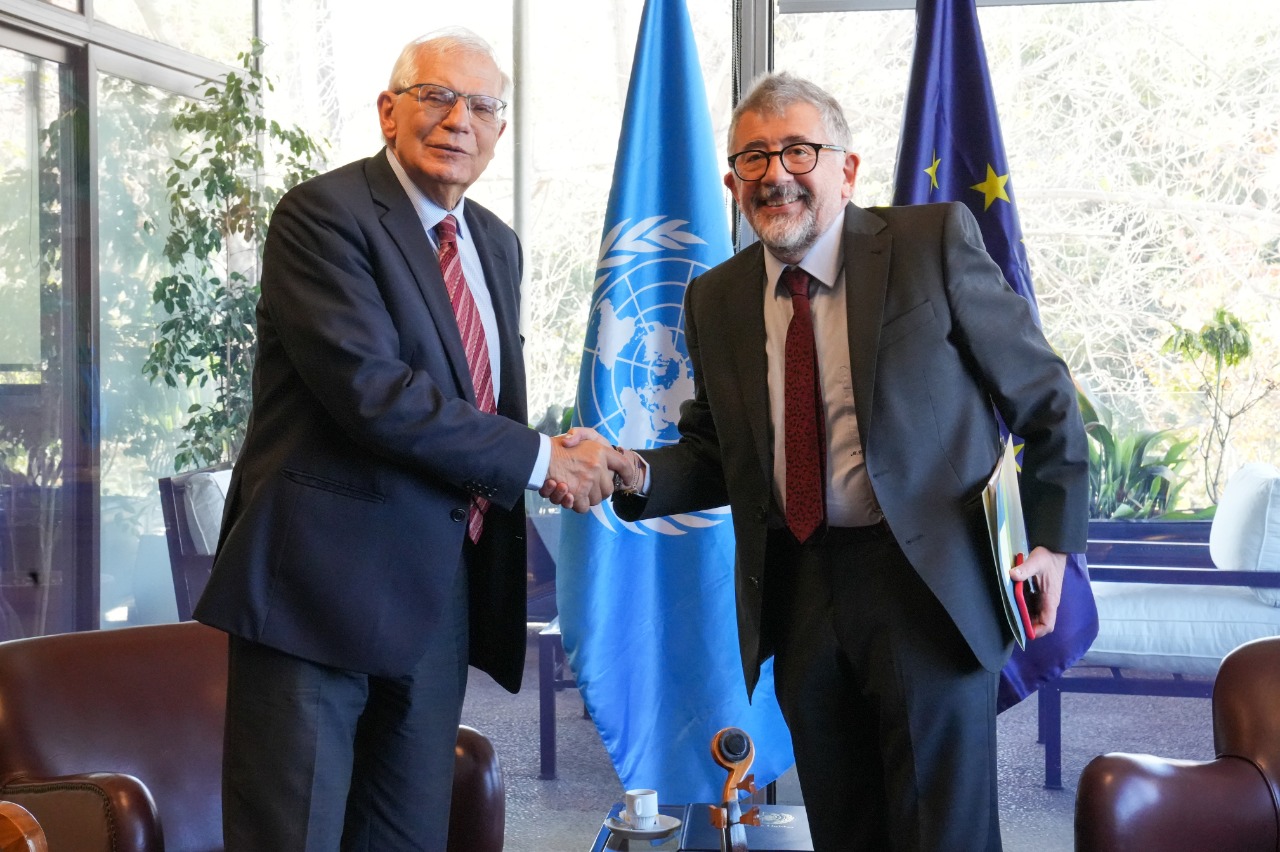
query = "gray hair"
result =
(387, 28, 512, 101)
(728, 72, 851, 151)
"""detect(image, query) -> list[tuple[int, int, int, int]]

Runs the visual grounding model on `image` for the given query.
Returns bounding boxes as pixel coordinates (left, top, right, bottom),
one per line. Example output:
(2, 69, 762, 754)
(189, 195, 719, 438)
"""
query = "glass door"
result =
(95, 68, 203, 627)
(0, 34, 80, 639)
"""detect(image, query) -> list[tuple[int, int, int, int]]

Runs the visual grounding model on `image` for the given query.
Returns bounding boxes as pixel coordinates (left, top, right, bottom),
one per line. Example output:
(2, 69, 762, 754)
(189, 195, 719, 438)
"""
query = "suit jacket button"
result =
(749, 576, 760, 589)
(450, 507, 467, 523)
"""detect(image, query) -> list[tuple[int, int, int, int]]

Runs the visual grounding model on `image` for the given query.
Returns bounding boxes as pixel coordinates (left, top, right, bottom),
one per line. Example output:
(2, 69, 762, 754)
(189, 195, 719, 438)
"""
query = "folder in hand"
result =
(982, 438, 1034, 648)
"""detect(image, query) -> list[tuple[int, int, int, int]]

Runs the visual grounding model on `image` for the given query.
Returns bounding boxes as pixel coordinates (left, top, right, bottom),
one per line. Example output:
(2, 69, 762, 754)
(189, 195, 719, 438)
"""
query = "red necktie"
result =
(437, 214, 496, 544)
(782, 266, 826, 543)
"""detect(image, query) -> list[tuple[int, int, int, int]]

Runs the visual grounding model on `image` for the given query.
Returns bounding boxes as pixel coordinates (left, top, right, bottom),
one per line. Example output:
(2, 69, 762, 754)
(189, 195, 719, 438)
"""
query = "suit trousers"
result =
(221, 555, 471, 852)
(764, 525, 1002, 852)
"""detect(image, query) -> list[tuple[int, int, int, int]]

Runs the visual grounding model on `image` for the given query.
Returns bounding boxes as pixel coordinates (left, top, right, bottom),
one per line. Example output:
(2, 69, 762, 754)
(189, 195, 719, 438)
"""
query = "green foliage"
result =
(1165, 307, 1252, 370)
(1163, 307, 1274, 503)
(143, 40, 325, 470)
(1077, 384, 1195, 519)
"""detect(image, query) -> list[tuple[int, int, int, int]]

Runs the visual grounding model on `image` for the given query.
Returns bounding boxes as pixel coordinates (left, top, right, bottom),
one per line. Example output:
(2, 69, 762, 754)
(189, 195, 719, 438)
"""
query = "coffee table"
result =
(587, 803, 813, 851)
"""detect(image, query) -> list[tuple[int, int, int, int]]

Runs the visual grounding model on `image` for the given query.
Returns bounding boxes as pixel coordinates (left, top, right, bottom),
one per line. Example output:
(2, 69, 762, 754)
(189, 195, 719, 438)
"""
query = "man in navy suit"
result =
(195, 29, 623, 851)
(555, 72, 1088, 851)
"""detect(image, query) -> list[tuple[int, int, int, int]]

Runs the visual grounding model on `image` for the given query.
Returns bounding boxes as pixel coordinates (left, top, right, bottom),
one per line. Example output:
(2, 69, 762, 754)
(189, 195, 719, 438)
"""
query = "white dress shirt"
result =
(761, 213, 882, 528)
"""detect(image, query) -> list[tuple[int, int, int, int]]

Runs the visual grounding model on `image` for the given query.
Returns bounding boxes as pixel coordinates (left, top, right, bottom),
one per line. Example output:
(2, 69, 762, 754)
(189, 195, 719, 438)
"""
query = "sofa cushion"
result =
(1084, 582, 1280, 676)
(1209, 462, 1280, 606)
(183, 469, 233, 556)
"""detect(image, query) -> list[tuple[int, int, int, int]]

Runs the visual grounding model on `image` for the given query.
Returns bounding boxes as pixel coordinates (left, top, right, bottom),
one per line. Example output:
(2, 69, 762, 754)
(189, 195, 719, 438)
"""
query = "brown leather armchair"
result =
(0, 622, 504, 852)
(1075, 635, 1280, 851)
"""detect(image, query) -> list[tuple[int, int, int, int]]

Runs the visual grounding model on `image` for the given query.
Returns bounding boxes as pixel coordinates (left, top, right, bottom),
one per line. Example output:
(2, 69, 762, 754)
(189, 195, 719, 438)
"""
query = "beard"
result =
(743, 183, 821, 260)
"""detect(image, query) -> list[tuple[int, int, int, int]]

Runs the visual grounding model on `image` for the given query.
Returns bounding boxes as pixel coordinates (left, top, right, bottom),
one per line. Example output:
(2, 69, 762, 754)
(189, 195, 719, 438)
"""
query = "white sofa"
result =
(1039, 462, 1280, 788)
(1084, 462, 1280, 673)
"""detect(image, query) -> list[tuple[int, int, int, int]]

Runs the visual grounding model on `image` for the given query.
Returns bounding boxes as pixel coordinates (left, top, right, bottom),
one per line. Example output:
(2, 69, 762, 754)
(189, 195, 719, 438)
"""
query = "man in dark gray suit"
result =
(195, 29, 623, 851)
(555, 72, 1087, 851)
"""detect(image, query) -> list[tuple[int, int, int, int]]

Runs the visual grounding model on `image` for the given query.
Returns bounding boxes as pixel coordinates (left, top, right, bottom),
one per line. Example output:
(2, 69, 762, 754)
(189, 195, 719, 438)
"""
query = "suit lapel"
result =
(367, 152, 477, 405)
(719, 245, 774, 488)
(842, 205, 893, 442)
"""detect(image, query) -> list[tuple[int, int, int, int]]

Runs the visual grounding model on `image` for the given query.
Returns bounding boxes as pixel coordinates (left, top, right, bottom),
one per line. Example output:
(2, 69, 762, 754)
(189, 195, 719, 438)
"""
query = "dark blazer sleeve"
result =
(936, 202, 1089, 552)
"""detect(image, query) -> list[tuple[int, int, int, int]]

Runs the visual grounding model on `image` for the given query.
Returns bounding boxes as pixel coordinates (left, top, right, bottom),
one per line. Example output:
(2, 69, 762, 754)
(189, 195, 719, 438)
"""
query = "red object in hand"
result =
(1012, 553, 1038, 640)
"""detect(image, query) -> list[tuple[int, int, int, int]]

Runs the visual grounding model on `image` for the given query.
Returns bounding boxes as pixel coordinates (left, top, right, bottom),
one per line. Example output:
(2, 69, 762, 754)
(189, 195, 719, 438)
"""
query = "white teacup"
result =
(622, 788, 658, 830)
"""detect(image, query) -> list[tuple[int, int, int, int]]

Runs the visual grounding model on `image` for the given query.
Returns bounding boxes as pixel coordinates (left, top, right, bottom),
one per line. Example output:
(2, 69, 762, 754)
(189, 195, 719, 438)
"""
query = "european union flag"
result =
(893, 0, 1098, 711)
(556, 0, 794, 803)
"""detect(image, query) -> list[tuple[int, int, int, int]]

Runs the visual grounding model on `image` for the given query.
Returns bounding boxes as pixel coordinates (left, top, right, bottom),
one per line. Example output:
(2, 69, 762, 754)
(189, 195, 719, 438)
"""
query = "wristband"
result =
(612, 446, 644, 495)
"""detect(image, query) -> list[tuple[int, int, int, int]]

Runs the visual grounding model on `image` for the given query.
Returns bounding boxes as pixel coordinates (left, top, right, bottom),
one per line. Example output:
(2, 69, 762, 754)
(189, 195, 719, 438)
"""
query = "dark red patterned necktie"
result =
(437, 214, 496, 544)
(781, 266, 825, 543)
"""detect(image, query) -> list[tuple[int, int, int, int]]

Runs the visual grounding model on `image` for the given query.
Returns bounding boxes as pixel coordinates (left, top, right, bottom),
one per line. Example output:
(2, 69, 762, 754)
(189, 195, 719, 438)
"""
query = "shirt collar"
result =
(385, 147, 468, 243)
(763, 206, 846, 294)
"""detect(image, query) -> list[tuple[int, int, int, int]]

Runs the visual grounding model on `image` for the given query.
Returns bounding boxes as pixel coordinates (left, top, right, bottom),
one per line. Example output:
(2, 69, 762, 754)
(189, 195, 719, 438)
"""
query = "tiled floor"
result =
(460, 628, 1215, 852)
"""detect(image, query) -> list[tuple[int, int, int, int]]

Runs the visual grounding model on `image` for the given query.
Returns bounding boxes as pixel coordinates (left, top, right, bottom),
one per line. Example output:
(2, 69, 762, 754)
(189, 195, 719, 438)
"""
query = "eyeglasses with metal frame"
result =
(395, 82, 507, 125)
(727, 142, 846, 181)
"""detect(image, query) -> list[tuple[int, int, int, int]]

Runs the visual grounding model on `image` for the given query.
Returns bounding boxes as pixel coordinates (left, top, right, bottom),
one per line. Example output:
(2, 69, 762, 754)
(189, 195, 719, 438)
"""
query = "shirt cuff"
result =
(637, 452, 652, 496)
(526, 433, 551, 490)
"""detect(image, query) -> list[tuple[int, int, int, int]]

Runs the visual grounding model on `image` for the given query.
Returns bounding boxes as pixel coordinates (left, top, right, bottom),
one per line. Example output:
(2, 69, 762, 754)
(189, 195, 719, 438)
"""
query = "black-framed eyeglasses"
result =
(395, 82, 507, 125)
(727, 142, 846, 181)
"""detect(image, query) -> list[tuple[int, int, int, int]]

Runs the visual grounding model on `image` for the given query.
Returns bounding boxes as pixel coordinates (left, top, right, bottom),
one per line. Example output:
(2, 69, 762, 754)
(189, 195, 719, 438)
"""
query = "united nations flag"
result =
(556, 0, 794, 803)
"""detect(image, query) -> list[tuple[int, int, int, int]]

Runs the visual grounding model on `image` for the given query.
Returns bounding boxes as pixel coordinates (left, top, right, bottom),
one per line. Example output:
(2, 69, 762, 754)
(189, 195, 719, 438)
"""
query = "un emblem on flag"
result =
(582, 216, 711, 449)
(578, 216, 730, 535)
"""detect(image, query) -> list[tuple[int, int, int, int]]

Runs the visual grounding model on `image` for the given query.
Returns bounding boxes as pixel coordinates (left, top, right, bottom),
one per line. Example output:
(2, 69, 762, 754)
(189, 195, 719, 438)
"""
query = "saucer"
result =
(605, 812, 682, 840)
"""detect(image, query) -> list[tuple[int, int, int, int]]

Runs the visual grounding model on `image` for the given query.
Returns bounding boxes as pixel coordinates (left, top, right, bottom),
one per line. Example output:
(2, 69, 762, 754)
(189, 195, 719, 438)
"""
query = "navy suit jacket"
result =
(195, 151, 537, 691)
(616, 202, 1089, 696)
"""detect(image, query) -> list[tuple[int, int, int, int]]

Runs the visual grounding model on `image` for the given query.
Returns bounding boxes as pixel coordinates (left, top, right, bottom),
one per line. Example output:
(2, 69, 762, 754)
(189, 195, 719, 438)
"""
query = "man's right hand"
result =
(545, 432, 627, 513)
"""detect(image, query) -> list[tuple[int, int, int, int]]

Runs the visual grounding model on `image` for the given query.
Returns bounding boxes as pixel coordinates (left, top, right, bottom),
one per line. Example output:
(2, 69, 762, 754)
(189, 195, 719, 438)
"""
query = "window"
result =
(778, 0, 1280, 508)
(0, 18, 215, 635)
(96, 72, 208, 625)
(0, 36, 78, 637)
(95, 0, 252, 64)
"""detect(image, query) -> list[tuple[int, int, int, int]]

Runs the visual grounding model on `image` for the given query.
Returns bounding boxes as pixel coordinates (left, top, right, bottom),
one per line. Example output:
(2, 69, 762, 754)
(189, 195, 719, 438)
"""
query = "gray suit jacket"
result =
(196, 151, 537, 690)
(615, 202, 1089, 696)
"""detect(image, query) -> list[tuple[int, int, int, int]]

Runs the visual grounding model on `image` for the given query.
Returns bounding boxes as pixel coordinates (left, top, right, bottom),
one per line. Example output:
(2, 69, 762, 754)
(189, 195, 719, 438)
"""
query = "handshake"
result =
(541, 427, 645, 514)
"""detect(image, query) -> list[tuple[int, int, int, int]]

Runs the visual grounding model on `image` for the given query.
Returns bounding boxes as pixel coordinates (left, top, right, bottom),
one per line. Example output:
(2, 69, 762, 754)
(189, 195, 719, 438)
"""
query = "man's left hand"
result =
(1009, 547, 1068, 637)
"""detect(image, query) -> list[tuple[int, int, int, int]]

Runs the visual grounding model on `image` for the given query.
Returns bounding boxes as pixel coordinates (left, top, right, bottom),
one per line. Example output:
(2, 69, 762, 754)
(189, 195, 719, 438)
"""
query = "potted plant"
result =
(143, 40, 325, 470)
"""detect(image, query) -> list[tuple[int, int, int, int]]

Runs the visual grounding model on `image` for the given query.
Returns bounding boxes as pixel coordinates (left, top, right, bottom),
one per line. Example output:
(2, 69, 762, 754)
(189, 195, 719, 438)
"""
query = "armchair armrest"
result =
(2, 772, 161, 852)
(1076, 753, 1277, 852)
(0, 800, 46, 852)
